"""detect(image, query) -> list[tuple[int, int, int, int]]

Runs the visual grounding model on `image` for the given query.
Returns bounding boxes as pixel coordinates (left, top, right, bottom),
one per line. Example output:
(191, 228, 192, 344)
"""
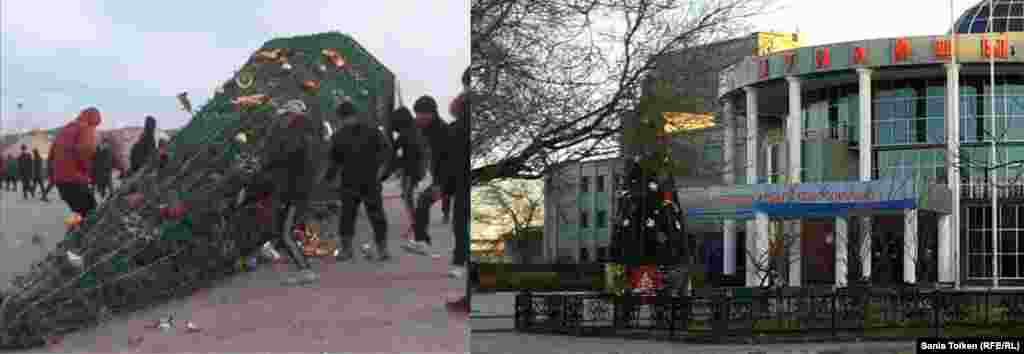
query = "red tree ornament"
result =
(125, 192, 145, 209)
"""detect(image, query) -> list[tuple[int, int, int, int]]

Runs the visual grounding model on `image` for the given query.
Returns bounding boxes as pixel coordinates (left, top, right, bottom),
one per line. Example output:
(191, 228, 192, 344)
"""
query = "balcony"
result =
(960, 182, 1024, 201)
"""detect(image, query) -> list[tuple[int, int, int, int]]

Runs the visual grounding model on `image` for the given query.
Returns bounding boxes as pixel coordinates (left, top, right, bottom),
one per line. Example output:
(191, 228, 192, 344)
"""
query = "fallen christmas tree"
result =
(0, 32, 396, 349)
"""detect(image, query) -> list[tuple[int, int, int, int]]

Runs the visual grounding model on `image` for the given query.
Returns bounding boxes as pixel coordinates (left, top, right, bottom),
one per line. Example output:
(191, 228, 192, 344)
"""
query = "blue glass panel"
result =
(972, 19, 988, 33)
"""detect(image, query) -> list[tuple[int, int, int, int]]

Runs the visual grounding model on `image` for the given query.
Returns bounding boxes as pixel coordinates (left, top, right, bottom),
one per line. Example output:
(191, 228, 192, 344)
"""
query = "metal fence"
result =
(514, 287, 1024, 342)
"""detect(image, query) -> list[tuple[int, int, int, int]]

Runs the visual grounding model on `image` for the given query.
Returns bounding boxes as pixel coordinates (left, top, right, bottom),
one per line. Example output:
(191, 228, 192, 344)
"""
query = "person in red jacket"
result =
(51, 107, 102, 216)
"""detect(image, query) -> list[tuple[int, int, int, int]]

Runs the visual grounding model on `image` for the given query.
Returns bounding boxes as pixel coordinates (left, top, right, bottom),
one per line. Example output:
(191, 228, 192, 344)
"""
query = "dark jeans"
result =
(21, 176, 35, 198)
(95, 181, 111, 198)
(451, 188, 469, 266)
(37, 178, 53, 199)
(270, 199, 312, 270)
(338, 183, 388, 247)
(56, 183, 97, 216)
(414, 185, 469, 266)
(413, 186, 440, 245)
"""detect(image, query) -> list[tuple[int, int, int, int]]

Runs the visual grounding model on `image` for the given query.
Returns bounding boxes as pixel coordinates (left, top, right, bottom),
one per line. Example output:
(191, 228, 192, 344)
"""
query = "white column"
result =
(904, 209, 919, 284)
(944, 63, 961, 286)
(723, 99, 737, 275)
(787, 76, 803, 184)
(744, 86, 760, 283)
(786, 76, 802, 287)
(835, 216, 849, 288)
(857, 68, 874, 280)
(745, 86, 759, 184)
(938, 214, 952, 282)
(748, 212, 770, 287)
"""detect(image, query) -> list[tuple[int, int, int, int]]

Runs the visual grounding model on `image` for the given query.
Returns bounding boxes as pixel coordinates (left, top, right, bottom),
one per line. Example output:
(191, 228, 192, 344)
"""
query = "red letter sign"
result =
(759, 58, 769, 79)
(894, 38, 912, 62)
(853, 47, 867, 65)
(815, 47, 830, 69)
(934, 39, 951, 59)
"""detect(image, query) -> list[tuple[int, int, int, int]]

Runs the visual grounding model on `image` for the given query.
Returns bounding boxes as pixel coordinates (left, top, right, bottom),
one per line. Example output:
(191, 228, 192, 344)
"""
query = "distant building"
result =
(543, 158, 623, 263)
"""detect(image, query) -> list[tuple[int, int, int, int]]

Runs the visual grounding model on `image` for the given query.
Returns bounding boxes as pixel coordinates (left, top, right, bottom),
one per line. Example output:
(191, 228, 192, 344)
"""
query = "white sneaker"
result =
(448, 266, 465, 279)
(401, 240, 429, 256)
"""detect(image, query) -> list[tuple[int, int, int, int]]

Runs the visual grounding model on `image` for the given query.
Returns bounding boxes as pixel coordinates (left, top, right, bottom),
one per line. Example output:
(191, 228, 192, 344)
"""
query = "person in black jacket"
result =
(128, 116, 157, 176)
(325, 100, 391, 262)
(445, 68, 472, 314)
(379, 107, 426, 227)
(31, 148, 49, 201)
(17, 145, 35, 199)
(92, 138, 115, 199)
(402, 95, 454, 257)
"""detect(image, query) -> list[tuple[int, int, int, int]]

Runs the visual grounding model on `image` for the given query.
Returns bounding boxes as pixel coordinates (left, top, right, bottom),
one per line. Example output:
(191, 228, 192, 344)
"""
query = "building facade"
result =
(695, 0, 1024, 289)
(543, 158, 623, 263)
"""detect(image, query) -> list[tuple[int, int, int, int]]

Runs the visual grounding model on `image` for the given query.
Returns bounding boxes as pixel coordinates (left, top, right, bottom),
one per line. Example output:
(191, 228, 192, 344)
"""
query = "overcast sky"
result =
(0, 1, 469, 133)
(755, 0, 976, 46)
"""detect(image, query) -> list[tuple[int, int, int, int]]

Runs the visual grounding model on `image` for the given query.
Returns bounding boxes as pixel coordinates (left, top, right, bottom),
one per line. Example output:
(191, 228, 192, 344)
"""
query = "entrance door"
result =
(801, 219, 835, 285)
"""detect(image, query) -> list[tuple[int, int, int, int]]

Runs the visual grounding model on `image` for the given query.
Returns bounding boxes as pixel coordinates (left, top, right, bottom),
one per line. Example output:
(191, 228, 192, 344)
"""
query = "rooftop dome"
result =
(953, 0, 1024, 33)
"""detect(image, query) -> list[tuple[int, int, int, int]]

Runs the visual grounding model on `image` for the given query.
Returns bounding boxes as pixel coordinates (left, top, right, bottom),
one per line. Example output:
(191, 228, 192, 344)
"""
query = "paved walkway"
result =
(1, 179, 467, 353)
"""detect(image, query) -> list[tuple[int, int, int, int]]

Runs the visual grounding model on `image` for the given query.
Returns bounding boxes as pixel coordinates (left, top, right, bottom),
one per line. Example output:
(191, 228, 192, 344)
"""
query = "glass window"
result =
(580, 176, 590, 193)
(595, 175, 605, 192)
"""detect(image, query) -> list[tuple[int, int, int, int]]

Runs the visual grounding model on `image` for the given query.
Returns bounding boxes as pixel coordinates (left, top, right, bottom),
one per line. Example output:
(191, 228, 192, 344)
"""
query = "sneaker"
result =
(448, 266, 465, 279)
(445, 296, 469, 315)
(282, 269, 319, 286)
(401, 240, 430, 256)
(334, 247, 354, 262)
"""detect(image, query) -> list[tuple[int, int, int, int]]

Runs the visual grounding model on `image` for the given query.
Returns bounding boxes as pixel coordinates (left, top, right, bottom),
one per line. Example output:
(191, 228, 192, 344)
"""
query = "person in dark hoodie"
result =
(379, 107, 426, 229)
(92, 137, 115, 199)
(402, 95, 454, 257)
(257, 101, 322, 286)
(128, 116, 158, 177)
(35, 149, 53, 202)
(325, 100, 391, 262)
(18, 145, 36, 199)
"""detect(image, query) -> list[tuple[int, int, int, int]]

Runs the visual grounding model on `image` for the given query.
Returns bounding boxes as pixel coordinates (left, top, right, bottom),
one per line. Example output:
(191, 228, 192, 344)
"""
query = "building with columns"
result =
(677, 1, 1024, 289)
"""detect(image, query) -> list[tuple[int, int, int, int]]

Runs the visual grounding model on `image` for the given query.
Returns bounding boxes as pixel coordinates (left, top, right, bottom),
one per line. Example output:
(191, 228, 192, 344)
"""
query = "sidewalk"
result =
(1, 180, 467, 353)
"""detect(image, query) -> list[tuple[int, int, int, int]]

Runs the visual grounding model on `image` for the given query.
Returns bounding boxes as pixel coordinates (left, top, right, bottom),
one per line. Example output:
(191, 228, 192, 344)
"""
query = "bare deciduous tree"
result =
(470, 0, 778, 185)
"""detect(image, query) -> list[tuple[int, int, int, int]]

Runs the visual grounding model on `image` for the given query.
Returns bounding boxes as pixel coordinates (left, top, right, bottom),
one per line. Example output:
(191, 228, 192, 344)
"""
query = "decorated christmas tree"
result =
(0, 32, 395, 349)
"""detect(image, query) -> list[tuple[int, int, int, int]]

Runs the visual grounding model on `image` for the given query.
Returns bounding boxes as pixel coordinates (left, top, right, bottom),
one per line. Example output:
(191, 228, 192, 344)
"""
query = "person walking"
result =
(379, 107, 426, 237)
(6, 154, 19, 191)
(92, 138, 115, 199)
(256, 102, 322, 285)
(0, 154, 7, 191)
(444, 69, 472, 314)
(402, 95, 455, 257)
(440, 119, 457, 224)
(18, 145, 36, 199)
(51, 107, 102, 216)
(325, 100, 391, 262)
(31, 148, 46, 198)
(128, 116, 158, 177)
(36, 149, 53, 202)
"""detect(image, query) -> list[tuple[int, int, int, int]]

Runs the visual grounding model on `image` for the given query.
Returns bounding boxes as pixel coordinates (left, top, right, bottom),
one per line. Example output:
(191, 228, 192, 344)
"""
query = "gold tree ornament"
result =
(235, 71, 255, 89)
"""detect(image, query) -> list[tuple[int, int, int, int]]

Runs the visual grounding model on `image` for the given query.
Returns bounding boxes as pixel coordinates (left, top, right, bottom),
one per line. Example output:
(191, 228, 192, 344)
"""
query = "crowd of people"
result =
(17, 68, 471, 313)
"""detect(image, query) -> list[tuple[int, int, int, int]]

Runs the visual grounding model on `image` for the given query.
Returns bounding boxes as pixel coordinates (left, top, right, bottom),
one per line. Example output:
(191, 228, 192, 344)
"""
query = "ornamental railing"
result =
(514, 287, 1024, 343)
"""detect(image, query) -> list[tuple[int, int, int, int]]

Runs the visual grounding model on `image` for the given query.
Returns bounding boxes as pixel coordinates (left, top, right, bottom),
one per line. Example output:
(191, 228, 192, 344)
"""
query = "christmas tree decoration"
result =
(0, 32, 397, 349)
(234, 132, 248, 144)
(64, 213, 83, 228)
(301, 80, 321, 94)
(322, 48, 346, 68)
